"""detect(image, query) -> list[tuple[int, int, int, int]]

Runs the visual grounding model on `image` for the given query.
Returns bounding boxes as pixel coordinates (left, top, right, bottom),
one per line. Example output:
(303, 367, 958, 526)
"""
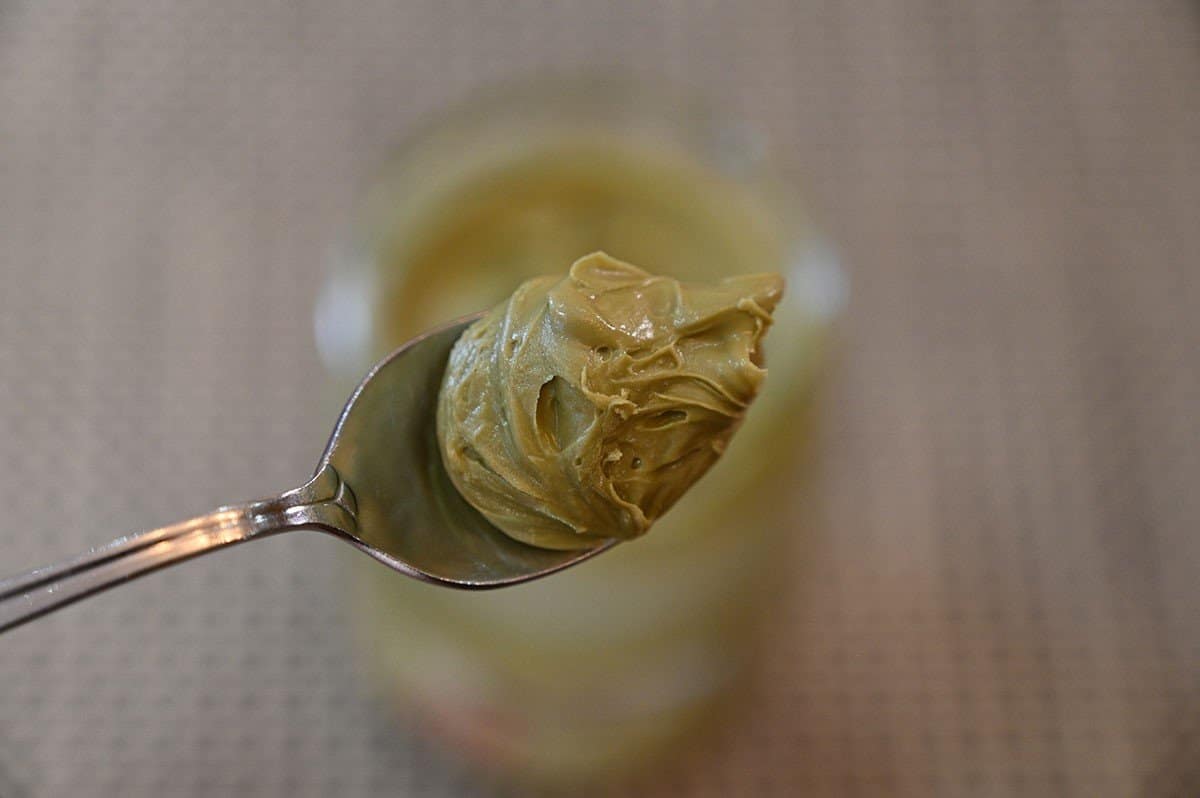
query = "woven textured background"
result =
(1, 2, 1198, 795)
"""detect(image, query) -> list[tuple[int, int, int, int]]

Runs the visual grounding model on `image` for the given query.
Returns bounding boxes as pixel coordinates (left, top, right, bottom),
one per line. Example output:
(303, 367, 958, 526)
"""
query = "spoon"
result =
(0, 314, 616, 633)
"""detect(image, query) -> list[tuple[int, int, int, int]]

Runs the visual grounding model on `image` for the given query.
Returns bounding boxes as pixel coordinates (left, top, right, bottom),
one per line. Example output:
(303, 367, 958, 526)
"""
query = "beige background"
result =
(1, 2, 1198, 796)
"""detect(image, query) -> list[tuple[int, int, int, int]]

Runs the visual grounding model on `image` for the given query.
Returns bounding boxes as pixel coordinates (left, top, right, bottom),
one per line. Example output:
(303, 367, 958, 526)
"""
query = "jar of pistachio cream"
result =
(315, 76, 845, 781)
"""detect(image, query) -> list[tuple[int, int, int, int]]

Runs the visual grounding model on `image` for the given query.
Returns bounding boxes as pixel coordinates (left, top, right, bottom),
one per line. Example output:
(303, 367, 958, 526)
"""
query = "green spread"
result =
(436, 252, 783, 550)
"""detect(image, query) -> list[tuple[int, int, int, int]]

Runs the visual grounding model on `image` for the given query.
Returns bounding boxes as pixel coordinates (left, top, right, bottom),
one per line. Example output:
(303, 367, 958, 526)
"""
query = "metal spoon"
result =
(0, 315, 615, 633)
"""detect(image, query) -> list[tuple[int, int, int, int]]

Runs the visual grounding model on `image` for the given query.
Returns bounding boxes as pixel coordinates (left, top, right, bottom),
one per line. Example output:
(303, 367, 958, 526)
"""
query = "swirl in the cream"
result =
(436, 252, 783, 550)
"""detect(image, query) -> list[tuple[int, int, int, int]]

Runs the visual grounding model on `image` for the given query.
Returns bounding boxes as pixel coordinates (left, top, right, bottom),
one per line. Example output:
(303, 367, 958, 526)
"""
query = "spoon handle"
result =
(0, 464, 356, 633)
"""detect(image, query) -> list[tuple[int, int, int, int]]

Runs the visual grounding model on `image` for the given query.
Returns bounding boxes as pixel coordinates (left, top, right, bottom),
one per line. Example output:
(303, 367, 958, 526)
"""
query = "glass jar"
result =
(315, 76, 845, 782)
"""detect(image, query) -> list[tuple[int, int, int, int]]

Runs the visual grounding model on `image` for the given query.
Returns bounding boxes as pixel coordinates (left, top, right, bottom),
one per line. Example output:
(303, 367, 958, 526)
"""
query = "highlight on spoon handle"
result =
(0, 464, 356, 633)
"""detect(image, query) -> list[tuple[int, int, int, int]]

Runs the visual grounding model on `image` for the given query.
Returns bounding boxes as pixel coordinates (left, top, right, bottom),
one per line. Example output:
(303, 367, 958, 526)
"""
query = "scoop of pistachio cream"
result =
(436, 252, 783, 550)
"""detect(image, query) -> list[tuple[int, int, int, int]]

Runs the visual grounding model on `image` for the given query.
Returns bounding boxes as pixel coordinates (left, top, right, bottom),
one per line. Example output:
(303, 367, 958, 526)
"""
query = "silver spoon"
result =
(0, 314, 615, 633)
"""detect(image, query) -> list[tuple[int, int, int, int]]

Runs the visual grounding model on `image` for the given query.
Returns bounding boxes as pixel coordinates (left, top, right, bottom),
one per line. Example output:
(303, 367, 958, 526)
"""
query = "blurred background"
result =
(1, 2, 1198, 796)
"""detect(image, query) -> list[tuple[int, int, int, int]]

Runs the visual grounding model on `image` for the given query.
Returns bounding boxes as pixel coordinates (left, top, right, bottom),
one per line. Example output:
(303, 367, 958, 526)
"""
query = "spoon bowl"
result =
(323, 315, 615, 586)
(0, 316, 614, 633)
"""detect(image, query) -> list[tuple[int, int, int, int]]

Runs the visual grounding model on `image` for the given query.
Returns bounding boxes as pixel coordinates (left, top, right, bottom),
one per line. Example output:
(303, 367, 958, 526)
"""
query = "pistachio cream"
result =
(436, 252, 783, 550)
